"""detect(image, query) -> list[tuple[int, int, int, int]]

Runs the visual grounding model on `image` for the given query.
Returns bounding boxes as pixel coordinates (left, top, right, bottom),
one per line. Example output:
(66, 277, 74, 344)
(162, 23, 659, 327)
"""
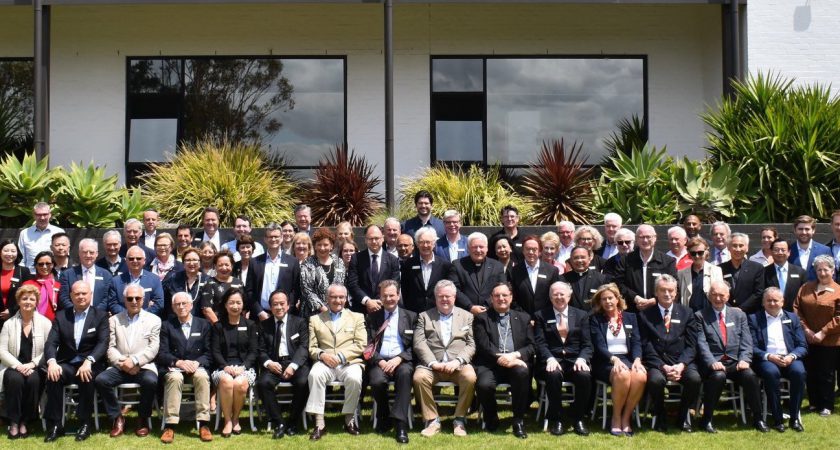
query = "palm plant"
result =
(53, 162, 124, 227)
(0, 152, 57, 227)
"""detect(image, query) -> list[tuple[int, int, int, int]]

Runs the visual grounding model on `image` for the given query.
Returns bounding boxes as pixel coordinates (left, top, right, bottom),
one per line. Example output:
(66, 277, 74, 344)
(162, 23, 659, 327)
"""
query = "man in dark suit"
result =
(366, 280, 416, 443)
(560, 246, 607, 311)
(59, 238, 117, 313)
(473, 282, 534, 438)
(533, 281, 592, 436)
(764, 239, 806, 311)
(695, 281, 768, 433)
(595, 212, 622, 260)
(42, 281, 110, 442)
(250, 223, 300, 321)
(157, 292, 213, 443)
(748, 287, 807, 433)
(720, 233, 765, 314)
(507, 236, 561, 315)
(639, 274, 700, 432)
(614, 224, 676, 313)
(827, 210, 840, 281)
(402, 190, 445, 240)
(109, 245, 165, 316)
(347, 225, 400, 315)
(434, 209, 468, 263)
(96, 230, 128, 277)
(256, 290, 310, 439)
(191, 206, 235, 252)
(789, 215, 832, 281)
(119, 218, 155, 261)
(449, 232, 506, 315)
(400, 228, 453, 313)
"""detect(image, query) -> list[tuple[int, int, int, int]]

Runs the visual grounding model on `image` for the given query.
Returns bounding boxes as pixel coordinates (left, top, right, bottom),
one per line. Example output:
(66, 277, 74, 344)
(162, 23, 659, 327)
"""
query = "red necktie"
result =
(719, 311, 727, 346)
(663, 308, 671, 333)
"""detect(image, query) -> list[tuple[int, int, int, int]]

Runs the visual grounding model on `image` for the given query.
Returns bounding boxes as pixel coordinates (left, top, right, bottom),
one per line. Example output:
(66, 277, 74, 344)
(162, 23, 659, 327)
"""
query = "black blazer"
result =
(614, 249, 677, 312)
(211, 318, 260, 369)
(590, 312, 642, 370)
(157, 316, 213, 370)
(233, 260, 258, 289)
(43, 306, 109, 369)
(748, 310, 808, 362)
(560, 269, 607, 311)
(720, 259, 765, 314)
(365, 307, 417, 364)
(602, 253, 623, 283)
(507, 262, 561, 315)
(638, 303, 697, 369)
(449, 256, 506, 311)
(473, 309, 534, 367)
(347, 250, 401, 313)
(0, 265, 30, 317)
(249, 253, 301, 317)
(533, 305, 592, 365)
(258, 313, 310, 368)
(763, 263, 807, 311)
(162, 271, 208, 320)
(399, 256, 453, 314)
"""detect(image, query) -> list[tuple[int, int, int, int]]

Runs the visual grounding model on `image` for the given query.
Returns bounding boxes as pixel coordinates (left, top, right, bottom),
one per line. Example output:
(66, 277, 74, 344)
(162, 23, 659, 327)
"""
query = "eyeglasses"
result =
(173, 302, 191, 308)
(125, 296, 143, 303)
(689, 250, 706, 257)
(616, 240, 632, 246)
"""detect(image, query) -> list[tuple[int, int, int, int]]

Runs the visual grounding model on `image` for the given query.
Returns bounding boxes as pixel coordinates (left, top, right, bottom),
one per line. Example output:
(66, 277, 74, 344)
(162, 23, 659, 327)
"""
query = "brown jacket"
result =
(413, 306, 475, 367)
(794, 281, 840, 346)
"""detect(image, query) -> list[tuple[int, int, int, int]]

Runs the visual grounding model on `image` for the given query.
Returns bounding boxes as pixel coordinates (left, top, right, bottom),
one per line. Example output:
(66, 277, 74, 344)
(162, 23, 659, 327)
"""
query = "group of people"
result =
(0, 192, 838, 443)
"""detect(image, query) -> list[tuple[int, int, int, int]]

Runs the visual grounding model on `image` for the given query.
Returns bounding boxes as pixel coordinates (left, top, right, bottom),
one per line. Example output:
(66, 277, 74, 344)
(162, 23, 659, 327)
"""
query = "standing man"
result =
(682, 214, 704, 240)
(400, 228, 453, 314)
(449, 232, 506, 315)
(120, 218, 155, 261)
(665, 226, 692, 271)
(473, 283, 534, 438)
(555, 221, 576, 267)
(96, 230, 128, 277)
(614, 224, 676, 312)
(403, 191, 445, 239)
(142, 209, 160, 249)
(561, 246, 607, 311)
(507, 235, 561, 314)
(192, 207, 234, 251)
(764, 239, 806, 311)
(59, 238, 116, 312)
(257, 291, 310, 438)
(603, 228, 635, 281)
(826, 210, 840, 279)
(383, 218, 402, 258)
(95, 284, 162, 438)
(412, 280, 477, 437)
(42, 281, 109, 442)
(597, 213, 622, 260)
(51, 232, 73, 277)
(294, 204, 312, 236)
(435, 209, 468, 263)
(250, 223, 300, 320)
(174, 224, 194, 262)
(709, 222, 731, 266)
(720, 233, 765, 314)
(396, 233, 415, 265)
(109, 246, 164, 316)
(366, 280, 416, 443)
(789, 215, 832, 281)
(305, 284, 367, 440)
(221, 214, 265, 262)
(488, 205, 524, 261)
(157, 292, 213, 443)
(18, 201, 64, 271)
(347, 225, 400, 315)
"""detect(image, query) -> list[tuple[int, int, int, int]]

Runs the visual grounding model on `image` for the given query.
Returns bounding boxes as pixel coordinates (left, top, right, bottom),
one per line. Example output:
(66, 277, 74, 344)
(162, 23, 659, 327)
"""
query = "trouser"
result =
(256, 362, 309, 426)
(539, 361, 592, 422)
(3, 369, 42, 423)
(475, 364, 531, 422)
(162, 369, 211, 423)
(305, 362, 363, 415)
(95, 367, 158, 419)
(701, 363, 762, 423)
(368, 362, 414, 425)
(43, 362, 102, 425)
(806, 345, 839, 411)
(646, 365, 701, 423)
(412, 365, 477, 421)
(755, 359, 806, 423)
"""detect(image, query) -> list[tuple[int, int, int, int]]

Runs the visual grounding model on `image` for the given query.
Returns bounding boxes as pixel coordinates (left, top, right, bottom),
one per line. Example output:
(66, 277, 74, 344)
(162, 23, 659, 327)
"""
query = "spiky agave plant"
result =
(521, 139, 596, 225)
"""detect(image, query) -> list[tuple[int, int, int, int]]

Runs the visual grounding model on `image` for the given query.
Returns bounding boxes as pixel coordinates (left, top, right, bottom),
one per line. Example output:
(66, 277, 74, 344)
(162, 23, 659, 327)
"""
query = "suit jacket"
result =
(109, 270, 165, 316)
(403, 216, 446, 242)
(413, 306, 475, 366)
(560, 269, 607, 311)
(95, 256, 128, 278)
(507, 262, 561, 315)
(58, 265, 116, 313)
(308, 308, 367, 365)
(763, 263, 807, 311)
(211, 318, 260, 369)
(106, 309, 161, 374)
(602, 253, 623, 282)
(0, 266, 30, 318)
(399, 256, 453, 314)
(590, 312, 642, 370)
(720, 259, 765, 314)
(119, 243, 155, 262)
(488, 229, 524, 262)
(695, 306, 752, 369)
(365, 307, 416, 365)
(144, 259, 184, 285)
(192, 230, 236, 249)
(258, 313, 310, 369)
(0, 311, 52, 390)
(449, 256, 506, 311)
(677, 262, 724, 308)
(299, 256, 346, 317)
(614, 249, 677, 312)
(748, 310, 808, 362)
(472, 309, 534, 367)
(533, 305, 592, 365)
(162, 271, 208, 320)
(434, 235, 468, 263)
(789, 240, 832, 281)
(249, 252, 301, 317)
(43, 306, 109, 368)
(156, 315, 213, 371)
(346, 250, 400, 313)
(638, 303, 696, 369)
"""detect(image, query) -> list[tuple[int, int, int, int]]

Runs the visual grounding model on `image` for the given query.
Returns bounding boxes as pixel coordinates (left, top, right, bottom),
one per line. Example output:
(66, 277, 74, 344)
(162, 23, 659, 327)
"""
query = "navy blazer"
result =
(748, 310, 808, 362)
(365, 307, 417, 365)
(157, 316, 213, 370)
(533, 305, 593, 365)
(258, 313, 310, 368)
(695, 306, 753, 369)
(398, 256, 453, 314)
(763, 263, 807, 311)
(192, 230, 236, 249)
(249, 252, 300, 317)
(162, 271, 208, 320)
(43, 306, 109, 369)
(402, 216, 445, 243)
(58, 265, 116, 313)
(109, 270, 165, 316)
(507, 262, 561, 315)
(473, 309, 534, 367)
(589, 312, 642, 369)
(347, 250, 401, 313)
(434, 234, 468, 263)
(788, 240, 832, 281)
(638, 302, 697, 369)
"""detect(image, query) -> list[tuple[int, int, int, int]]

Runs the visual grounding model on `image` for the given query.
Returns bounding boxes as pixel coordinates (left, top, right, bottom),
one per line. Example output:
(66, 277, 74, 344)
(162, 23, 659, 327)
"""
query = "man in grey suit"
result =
(695, 281, 768, 433)
(412, 280, 477, 437)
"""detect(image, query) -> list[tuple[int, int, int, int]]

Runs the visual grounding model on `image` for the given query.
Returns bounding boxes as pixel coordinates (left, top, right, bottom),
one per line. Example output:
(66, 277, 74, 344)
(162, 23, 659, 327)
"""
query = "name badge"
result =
(652, 272, 662, 277)
(87, 328, 96, 333)
(624, 324, 633, 329)
(144, 287, 152, 292)
(547, 319, 557, 324)
(405, 330, 414, 335)
(790, 274, 800, 279)
(237, 326, 248, 331)
(726, 322, 735, 327)
(670, 319, 681, 324)
(412, 266, 421, 270)
(191, 332, 201, 337)
(95, 276, 104, 280)
(290, 333, 300, 340)
(515, 243, 522, 248)
(345, 327, 354, 332)
(53, 287, 60, 292)
(461, 325, 470, 331)
(589, 266, 596, 270)
(590, 289, 598, 293)
(782, 319, 792, 324)
(231, 284, 241, 288)
(538, 274, 547, 279)
(10, 277, 19, 282)
(279, 263, 289, 268)
(723, 274, 733, 279)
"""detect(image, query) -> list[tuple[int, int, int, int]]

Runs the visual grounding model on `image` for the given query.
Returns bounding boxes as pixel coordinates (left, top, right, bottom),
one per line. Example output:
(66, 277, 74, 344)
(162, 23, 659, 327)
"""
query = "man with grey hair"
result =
(603, 227, 634, 281)
(120, 218, 155, 261)
(614, 224, 676, 312)
(710, 221, 731, 265)
(294, 204, 312, 235)
(402, 227, 453, 313)
(435, 209, 468, 263)
(18, 201, 64, 271)
(597, 213, 623, 260)
(59, 238, 116, 312)
(449, 232, 505, 315)
(556, 221, 576, 267)
(96, 230, 128, 277)
(720, 232, 765, 314)
(383, 217, 402, 258)
(665, 226, 692, 271)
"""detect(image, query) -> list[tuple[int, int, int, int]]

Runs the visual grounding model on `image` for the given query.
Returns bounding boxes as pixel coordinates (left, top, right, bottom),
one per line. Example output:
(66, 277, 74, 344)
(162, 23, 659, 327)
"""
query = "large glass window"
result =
(431, 56, 646, 167)
(0, 58, 34, 158)
(126, 56, 345, 183)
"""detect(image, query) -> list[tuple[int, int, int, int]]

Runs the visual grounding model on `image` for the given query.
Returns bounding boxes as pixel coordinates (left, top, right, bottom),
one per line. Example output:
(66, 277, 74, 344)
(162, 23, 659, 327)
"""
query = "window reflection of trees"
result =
(0, 59, 34, 157)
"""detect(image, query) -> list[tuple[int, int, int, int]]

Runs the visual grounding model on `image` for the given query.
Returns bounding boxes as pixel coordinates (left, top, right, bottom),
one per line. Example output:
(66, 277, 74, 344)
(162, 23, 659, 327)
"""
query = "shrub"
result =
(0, 151, 57, 227)
(139, 137, 299, 227)
(302, 144, 384, 227)
(521, 139, 596, 225)
(601, 114, 648, 165)
(52, 162, 127, 228)
(399, 164, 532, 226)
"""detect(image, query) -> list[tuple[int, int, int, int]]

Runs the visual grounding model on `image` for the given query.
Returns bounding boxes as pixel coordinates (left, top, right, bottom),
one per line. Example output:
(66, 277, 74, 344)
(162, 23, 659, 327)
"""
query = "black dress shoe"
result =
(343, 421, 360, 436)
(549, 421, 564, 436)
(512, 420, 527, 439)
(285, 424, 298, 436)
(573, 421, 589, 436)
(702, 422, 718, 434)
(790, 419, 804, 432)
(272, 424, 286, 439)
(76, 423, 92, 441)
(654, 421, 668, 433)
(754, 420, 770, 433)
(484, 419, 499, 432)
(772, 422, 786, 433)
(680, 421, 693, 433)
(309, 427, 327, 441)
(44, 425, 63, 443)
(395, 425, 409, 444)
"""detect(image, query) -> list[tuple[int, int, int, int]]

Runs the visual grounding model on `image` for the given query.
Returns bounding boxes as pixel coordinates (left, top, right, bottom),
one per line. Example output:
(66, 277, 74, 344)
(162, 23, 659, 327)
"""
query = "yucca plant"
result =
(399, 164, 532, 226)
(53, 162, 123, 227)
(521, 139, 596, 225)
(601, 114, 648, 165)
(303, 144, 383, 227)
(118, 187, 153, 226)
(140, 137, 299, 226)
(0, 151, 58, 227)
(671, 157, 745, 222)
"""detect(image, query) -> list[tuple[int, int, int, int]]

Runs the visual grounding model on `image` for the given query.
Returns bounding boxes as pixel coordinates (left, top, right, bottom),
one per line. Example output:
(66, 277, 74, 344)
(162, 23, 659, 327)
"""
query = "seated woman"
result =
(0, 284, 53, 439)
(300, 228, 346, 317)
(22, 251, 59, 321)
(589, 283, 646, 437)
(200, 251, 244, 324)
(210, 288, 259, 437)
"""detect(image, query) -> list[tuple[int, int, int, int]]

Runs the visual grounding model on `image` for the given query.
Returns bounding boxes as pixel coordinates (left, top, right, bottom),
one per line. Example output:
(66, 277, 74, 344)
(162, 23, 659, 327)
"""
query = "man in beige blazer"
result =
(305, 283, 367, 440)
(413, 279, 477, 437)
(94, 284, 161, 438)
(679, 237, 724, 312)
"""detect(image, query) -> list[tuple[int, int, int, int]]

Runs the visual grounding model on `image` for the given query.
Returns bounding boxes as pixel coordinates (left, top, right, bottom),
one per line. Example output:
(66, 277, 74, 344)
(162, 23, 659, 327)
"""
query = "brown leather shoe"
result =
(309, 427, 327, 441)
(110, 415, 126, 438)
(199, 426, 213, 442)
(135, 417, 150, 437)
(160, 428, 175, 444)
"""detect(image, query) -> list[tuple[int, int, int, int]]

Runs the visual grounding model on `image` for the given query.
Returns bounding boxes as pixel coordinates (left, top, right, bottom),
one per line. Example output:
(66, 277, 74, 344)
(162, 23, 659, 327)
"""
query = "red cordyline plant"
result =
(521, 139, 596, 225)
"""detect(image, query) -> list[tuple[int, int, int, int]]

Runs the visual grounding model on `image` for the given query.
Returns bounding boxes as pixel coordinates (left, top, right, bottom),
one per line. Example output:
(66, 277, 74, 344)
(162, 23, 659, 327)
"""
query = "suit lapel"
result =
(707, 308, 724, 345)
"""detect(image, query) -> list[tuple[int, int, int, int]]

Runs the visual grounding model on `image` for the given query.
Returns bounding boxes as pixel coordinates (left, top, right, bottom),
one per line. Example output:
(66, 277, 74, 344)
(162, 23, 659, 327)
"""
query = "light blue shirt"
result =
(379, 309, 404, 358)
(71, 306, 91, 363)
(260, 252, 284, 309)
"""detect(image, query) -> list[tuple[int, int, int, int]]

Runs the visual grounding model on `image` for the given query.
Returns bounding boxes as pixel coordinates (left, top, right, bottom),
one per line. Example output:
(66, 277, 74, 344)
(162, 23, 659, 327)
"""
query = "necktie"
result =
(715, 250, 722, 264)
(663, 308, 671, 333)
(557, 313, 568, 340)
(777, 266, 786, 292)
(719, 311, 727, 346)
(275, 320, 284, 358)
(370, 253, 380, 286)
